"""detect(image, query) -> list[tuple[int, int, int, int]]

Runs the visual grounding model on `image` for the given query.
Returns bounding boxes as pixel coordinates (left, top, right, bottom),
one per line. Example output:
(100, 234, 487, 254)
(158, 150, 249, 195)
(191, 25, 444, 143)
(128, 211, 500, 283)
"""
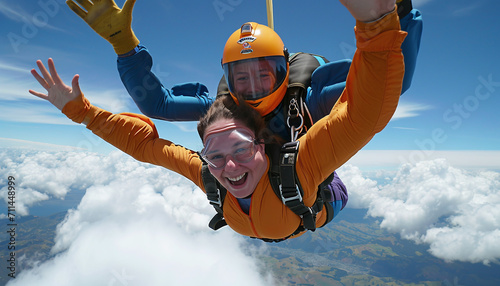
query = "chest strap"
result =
(274, 141, 327, 231)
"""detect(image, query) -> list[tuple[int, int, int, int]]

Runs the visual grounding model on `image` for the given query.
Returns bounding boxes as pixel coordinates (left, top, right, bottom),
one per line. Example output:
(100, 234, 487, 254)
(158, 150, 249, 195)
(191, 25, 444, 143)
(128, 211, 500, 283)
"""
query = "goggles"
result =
(223, 56, 287, 101)
(201, 129, 260, 170)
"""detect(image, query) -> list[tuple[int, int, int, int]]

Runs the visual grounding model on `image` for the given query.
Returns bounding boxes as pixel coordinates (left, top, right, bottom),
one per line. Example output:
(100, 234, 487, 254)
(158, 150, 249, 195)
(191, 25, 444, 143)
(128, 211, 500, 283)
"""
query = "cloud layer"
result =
(1, 149, 272, 285)
(2, 147, 500, 286)
(338, 159, 500, 264)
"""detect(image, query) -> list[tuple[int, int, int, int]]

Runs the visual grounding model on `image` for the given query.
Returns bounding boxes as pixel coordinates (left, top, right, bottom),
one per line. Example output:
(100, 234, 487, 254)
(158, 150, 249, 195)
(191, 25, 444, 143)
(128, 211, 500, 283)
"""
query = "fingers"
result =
(30, 62, 52, 101)
(66, 0, 88, 19)
(48, 58, 64, 85)
(71, 74, 82, 97)
(31, 67, 51, 91)
(74, 0, 94, 11)
(31, 58, 64, 92)
(36, 59, 55, 88)
(30, 58, 81, 110)
(122, 0, 137, 13)
(28, 89, 49, 101)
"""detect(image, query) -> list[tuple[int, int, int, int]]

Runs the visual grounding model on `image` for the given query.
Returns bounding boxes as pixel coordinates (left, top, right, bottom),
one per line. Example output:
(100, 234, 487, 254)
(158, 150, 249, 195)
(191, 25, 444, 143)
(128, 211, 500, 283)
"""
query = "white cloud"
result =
(0, 138, 85, 152)
(169, 121, 199, 133)
(0, 58, 133, 125)
(2, 149, 274, 285)
(0, 62, 37, 102)
(338, 159, 500, 264)
(0, 104, 75, 126)
(0, 1, 31, 22)
(392, 102, 432, 120)
(413, 0, 433, 7)
(85, 88, 134, 114)
(451, 3, 481, 17)
(0, 61, 32, 74)
(346, 150, 500, 170)
(0, 0, 64, 32)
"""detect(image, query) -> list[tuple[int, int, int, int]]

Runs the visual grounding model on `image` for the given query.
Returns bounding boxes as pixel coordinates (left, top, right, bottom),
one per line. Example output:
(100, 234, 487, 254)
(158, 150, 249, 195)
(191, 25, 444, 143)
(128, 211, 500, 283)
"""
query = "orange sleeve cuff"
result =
(61, 94, 92, 124)
(355, 8, 407, 51)
(61, 94, 107, 126)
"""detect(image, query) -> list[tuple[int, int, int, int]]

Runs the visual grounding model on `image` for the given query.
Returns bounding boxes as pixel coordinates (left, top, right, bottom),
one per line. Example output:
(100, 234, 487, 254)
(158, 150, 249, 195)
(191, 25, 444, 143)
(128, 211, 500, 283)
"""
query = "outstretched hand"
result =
(29, 58, 82, 111)
(339, 0, 396, 22)
(66, 0, 139, 54)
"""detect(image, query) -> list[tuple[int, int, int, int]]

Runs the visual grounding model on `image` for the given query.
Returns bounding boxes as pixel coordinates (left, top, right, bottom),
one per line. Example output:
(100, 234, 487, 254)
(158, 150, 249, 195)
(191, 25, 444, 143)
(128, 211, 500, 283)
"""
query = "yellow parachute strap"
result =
(266, 0, 274, 30)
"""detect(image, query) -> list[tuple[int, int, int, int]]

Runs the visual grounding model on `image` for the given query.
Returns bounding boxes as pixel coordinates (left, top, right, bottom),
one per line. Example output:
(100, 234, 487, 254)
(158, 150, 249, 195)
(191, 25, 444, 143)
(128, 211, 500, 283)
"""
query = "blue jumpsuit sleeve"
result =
(307, 59, 352, 122)
(117, 45, 215, 121)
(399, 9, 423, 93)
(306, 9, 423, 122)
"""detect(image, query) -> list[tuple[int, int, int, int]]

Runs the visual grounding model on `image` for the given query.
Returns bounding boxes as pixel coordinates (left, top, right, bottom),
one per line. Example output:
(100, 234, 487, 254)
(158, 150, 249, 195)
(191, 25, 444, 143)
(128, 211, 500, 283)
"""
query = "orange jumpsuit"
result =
(63, 10, 406, 240)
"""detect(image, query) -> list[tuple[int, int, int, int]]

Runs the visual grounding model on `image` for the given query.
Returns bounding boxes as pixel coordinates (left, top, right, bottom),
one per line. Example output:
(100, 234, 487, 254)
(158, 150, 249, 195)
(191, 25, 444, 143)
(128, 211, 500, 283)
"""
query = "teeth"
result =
(227, 173, 245, 182)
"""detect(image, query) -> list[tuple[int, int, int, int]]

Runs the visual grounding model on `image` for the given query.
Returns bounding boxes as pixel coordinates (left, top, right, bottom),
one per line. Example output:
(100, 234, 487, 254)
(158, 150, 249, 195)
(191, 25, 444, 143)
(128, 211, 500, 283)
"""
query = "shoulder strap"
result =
(284, 53, 330, 139)
(287, 52, 329, 90)
(268, 141, 336, 232)
(275, 141, 318, 231)
(201, 164, 228, 230)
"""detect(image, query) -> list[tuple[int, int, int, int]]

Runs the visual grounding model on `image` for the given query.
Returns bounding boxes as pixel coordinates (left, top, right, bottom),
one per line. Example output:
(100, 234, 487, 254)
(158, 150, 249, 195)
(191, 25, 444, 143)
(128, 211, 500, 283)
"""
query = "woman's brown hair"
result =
(197, 95, 276, 144)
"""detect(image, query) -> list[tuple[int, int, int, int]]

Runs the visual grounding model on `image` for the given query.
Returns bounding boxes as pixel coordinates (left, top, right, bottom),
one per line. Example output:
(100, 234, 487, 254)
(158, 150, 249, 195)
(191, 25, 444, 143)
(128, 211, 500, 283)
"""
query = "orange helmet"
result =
(222, 22, 289, 116)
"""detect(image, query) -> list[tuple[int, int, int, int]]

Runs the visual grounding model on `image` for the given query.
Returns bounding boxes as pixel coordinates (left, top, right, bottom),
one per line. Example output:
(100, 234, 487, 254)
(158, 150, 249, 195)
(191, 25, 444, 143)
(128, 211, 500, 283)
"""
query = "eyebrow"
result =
(234, 71, 249, 77)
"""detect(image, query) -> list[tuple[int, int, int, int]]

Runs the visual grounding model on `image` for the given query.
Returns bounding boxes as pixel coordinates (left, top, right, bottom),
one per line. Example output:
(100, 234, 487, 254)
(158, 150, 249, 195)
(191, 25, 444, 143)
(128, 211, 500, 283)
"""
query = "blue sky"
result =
(1, 0, 499, 159)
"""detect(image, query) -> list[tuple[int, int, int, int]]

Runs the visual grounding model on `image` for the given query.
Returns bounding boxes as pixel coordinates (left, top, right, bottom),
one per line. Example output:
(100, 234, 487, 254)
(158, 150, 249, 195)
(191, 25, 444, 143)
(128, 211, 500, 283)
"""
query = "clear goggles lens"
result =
(201, 129, 259, 169)
(223, 56, 287, 101)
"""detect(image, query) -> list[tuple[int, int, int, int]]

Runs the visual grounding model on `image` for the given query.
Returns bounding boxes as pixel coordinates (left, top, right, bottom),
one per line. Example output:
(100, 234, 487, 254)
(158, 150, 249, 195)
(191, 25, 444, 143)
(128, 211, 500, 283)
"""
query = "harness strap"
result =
(279, 141, 316, 231)
(202, 164, 227, 230)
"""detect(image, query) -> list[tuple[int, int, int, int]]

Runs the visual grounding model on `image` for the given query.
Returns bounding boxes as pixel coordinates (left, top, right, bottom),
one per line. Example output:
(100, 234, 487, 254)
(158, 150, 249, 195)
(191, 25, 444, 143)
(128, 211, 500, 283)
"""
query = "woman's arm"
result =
(306, 2, 422, 122)
(29, 59, 204, 188)
(297, 6, 406, 194)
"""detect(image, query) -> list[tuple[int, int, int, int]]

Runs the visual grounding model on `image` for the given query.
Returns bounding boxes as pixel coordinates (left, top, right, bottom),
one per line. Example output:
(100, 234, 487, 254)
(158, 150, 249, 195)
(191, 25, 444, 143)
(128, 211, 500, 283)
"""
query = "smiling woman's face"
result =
(202, 118, 267, 198)
(231, 59, 277, 100)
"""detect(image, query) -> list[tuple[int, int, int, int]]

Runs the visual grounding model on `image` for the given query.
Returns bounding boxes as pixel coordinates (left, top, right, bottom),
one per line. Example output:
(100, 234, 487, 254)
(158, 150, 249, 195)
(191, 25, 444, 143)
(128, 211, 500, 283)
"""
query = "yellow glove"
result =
(66, 0, 140, 55)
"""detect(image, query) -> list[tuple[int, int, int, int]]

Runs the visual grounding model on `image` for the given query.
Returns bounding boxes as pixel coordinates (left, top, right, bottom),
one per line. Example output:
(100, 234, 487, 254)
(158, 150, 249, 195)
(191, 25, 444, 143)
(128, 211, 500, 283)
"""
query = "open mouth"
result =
(227, 173, 248, 186)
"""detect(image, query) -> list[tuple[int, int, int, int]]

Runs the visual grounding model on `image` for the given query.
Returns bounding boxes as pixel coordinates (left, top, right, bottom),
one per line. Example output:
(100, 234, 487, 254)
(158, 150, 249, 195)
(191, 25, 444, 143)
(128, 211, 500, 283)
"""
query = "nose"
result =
(223, 155, 240, 170)
(250, 76, 264, 92)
